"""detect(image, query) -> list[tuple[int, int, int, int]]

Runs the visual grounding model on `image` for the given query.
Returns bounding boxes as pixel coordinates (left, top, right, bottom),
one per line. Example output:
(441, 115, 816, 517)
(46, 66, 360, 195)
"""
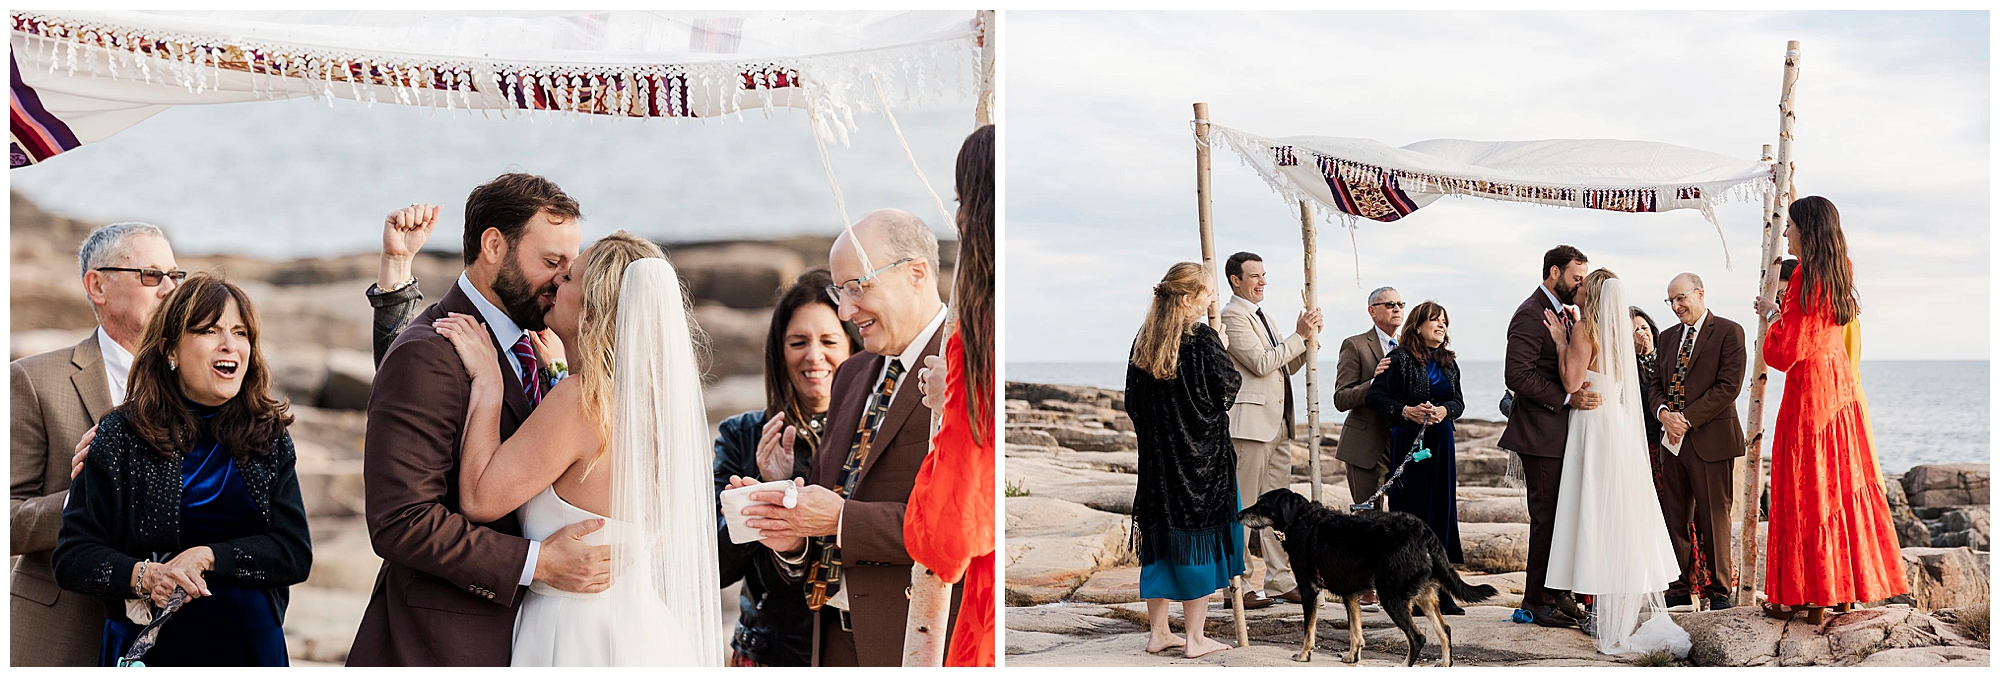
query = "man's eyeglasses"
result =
(96, 267, 187, 287)
(1371, 301, 1406, 309)
(1662, 291, 1700, 306)
(825, 257, 915, 304)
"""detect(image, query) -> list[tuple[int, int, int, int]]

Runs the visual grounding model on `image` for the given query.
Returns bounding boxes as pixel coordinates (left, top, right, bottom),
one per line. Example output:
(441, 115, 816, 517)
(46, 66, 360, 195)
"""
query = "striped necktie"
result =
(807, 358, 905, 610)
(511, 334, 542, 406)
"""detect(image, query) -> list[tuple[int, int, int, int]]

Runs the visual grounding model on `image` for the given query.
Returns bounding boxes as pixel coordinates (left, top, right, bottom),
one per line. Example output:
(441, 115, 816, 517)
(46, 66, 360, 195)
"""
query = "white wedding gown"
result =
(1543, 279, 1691, 657)
(509, 258, 725, 666)
(509, 487, 704, 666)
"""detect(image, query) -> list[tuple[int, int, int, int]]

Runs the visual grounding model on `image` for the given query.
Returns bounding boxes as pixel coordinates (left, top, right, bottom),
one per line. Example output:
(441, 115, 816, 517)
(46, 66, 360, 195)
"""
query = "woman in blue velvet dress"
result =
(55, 276, 309, 666)
(1365, 301, 1466, 614)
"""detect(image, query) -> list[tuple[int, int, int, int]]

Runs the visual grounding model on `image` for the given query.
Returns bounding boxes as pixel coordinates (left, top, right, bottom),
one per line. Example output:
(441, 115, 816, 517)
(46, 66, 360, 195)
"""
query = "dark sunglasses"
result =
(1371, 301, 1406, 309)
(96, 267, 188, 287)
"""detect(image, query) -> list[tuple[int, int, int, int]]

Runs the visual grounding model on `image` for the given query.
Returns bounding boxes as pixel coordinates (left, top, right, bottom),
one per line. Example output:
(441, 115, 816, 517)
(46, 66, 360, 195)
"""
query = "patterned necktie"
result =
(511, 334, 542, 406)
(806, 358, 905, 610)
(1670, 324, 1697, 411)
(1388, 337, 1398, 352)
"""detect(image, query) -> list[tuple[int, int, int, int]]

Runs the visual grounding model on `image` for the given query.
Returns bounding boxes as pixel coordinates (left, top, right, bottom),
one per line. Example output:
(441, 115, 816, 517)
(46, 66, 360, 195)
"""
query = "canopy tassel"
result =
(871, 72, 955, 229)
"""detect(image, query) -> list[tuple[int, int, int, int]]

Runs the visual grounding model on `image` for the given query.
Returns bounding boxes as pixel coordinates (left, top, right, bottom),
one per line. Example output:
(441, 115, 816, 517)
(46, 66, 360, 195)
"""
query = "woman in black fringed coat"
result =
(1124, 262, 1243, 659)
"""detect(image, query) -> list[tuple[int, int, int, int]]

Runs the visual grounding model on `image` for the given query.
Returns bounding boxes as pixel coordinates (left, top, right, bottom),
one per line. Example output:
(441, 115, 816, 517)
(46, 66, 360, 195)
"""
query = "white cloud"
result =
(1007, 10, 1989, 362)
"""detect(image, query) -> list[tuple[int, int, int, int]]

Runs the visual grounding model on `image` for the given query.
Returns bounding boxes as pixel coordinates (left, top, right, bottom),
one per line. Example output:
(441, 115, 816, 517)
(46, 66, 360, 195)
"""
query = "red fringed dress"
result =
(904, 334, 995, 666)
(1762, 286, 1908, 607)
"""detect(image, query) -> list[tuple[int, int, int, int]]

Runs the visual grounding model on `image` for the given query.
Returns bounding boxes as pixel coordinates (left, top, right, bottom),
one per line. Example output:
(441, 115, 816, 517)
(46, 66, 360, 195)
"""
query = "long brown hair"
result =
(1788, 195, 1859, 325)
(1132, 262, 1209, 380)
(953, 124, 995, 442)
(1397, 301, 1456, 369)
(762, 268, 862, 450)
(121, 274, 292, 461)
(573, 232, 680, 445)
(1574, 268, 1620, 348)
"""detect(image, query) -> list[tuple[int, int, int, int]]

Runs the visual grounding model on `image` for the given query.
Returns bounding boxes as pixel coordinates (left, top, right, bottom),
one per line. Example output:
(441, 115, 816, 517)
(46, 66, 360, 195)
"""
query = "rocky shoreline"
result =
(10, 191, 954, 664)
(1003, 380, 1990, 667)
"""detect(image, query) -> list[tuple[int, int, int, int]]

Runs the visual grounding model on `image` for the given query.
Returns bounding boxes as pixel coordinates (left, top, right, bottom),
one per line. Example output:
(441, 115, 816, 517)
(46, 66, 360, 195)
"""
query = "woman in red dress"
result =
(905, 124, 996, 666)
(1754, 195, 1907, 624)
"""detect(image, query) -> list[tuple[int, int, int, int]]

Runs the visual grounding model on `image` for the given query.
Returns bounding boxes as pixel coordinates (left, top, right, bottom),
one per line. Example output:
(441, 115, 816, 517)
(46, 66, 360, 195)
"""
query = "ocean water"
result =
(10, 96, 976, 257)
(1008, 360, 1990, 474)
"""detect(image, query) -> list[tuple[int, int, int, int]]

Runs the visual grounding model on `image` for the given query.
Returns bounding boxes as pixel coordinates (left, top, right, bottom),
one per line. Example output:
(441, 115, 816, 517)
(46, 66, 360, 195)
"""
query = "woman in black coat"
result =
(55, 276, 309, 666)
(1365, 301, 1466, 613)
(711, 269, 862, 666)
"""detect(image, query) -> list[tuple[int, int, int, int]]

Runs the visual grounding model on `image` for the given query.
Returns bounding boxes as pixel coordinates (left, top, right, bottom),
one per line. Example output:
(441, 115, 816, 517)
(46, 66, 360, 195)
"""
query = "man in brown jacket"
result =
(1333, 286, 1404, 510)
(1645, 273, 1745, 611)
(347, 175, 611, 666)
(11, 223, 178, 666)
(741, 209, 959, 666)
(1499, 245, 1601, 630)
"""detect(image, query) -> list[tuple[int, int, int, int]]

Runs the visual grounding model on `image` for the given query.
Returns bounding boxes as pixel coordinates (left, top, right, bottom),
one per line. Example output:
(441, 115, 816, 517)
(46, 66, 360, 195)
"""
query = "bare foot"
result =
(1183, 635, 1232, 659)
(1144, 632, 1186, 654)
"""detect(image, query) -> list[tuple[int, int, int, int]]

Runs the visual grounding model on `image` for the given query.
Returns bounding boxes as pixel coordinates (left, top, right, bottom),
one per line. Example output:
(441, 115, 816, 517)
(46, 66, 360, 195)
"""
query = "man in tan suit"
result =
(1218, 251, 1320, 607)
(1333, 286, 1404, 510)
(11, 223, 181, 666)
(740, 209, 959, 665)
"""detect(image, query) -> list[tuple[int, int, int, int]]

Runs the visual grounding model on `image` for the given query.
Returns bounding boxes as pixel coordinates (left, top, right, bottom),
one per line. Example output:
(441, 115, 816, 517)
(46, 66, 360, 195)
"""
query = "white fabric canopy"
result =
(1209, 124, 1773, 230)
(10, 10, 981, 167)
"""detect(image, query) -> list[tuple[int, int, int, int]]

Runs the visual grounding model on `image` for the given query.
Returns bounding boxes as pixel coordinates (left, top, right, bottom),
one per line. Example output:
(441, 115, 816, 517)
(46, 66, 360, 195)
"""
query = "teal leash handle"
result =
(116, 588, 189, 667)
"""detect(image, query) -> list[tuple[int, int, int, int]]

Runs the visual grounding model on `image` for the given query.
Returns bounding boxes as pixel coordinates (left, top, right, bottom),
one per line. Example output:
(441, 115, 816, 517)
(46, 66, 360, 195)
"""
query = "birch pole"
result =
(1300, 201, 1323, 505)
(1194, 102, 1222, 331)
(1737, 40, 1800, 609)
(1192, 101, 1247, 646)
(974, 10, 996, 127)
(901, 17, 993, 660)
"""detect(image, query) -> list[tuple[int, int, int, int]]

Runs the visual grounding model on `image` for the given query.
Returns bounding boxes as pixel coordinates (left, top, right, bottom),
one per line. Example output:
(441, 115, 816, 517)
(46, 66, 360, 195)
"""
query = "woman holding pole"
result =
(1753, 196, 1906, 624)
(1126, 262, 1243, 659)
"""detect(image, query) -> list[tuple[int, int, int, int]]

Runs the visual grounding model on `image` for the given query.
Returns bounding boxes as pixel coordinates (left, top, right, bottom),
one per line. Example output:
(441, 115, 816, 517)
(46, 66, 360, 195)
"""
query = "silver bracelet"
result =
(133, 561, 148, 595)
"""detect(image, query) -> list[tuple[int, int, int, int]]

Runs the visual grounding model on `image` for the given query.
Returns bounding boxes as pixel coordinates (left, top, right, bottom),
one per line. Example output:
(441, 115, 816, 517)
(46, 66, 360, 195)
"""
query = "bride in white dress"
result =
(1540, 269, 1690, 658)
(434, 232, 724, 666)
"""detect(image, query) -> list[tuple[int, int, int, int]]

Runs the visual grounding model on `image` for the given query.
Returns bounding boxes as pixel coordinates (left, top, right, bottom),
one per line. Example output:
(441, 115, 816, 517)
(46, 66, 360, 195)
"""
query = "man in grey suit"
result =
(11, 223, 181, 665)
(1333, 286, 1404, 510)
(1218, 251, 1321, 608)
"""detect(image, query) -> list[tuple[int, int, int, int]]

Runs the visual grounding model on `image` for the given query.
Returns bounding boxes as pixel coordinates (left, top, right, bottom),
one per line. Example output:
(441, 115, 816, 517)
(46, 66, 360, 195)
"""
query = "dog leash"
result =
(116, 588, 189, 667)
(1350, 422, 1432, 512)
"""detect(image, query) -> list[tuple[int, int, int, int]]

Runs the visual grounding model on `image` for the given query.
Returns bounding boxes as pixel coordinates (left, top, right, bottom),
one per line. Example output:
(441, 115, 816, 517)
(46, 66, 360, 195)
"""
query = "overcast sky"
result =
(1005, 10, 1989, 363)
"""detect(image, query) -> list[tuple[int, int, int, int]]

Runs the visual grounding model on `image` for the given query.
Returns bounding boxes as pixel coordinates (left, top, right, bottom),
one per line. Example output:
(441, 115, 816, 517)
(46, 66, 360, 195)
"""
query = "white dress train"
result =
(1544, 278, 1691, 657)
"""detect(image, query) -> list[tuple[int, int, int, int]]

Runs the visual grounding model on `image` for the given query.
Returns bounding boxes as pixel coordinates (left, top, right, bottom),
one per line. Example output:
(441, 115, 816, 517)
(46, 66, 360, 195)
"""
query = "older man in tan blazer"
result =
(1333, 286, 1404, 510)
(11, 223, 181, 666)
(1218, 251, 1320, 607)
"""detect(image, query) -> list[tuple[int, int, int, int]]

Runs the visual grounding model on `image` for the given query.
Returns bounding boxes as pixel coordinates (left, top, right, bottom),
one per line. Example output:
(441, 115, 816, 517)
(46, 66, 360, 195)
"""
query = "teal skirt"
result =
(1138, 494, 1246, 601)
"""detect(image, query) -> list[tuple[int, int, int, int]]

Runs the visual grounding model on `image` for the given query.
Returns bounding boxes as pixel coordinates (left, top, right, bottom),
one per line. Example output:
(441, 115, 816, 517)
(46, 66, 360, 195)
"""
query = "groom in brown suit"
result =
(1644, 273, 1745, 610)
(1499, 245, 1601, 629)
(347, 174, 610, 666)
(11, 223, 178, 665)
(741, 209, 959, 666)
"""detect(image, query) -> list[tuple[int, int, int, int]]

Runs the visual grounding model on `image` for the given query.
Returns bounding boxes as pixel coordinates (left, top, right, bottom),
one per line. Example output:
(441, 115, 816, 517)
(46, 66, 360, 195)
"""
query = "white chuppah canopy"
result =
(1208, 125, 1775, 266)
(10, 10, 982, 167)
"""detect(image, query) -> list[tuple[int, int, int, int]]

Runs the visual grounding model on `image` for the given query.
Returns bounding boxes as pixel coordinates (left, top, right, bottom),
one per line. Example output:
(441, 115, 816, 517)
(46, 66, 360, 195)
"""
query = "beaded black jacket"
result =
(1126, 323, 1242, 566)
(52, 410, 313, 621)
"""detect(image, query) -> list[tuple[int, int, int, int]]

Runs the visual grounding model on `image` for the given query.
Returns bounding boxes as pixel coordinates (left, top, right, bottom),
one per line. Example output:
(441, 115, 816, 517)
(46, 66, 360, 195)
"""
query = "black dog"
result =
(1238, 489, 1496, 666)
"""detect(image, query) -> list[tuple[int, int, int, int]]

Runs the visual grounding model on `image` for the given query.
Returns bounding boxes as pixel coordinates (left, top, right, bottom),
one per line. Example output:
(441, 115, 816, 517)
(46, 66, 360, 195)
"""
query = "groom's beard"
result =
(493, 258, 557, 332)
(1555, 279, 1577, 304)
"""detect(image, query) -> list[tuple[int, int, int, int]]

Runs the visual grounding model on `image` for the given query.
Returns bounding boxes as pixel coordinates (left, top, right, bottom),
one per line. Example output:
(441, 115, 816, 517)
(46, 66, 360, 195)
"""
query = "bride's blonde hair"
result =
(573, 232, 686, 446)
(1575, 267, 1619, 348)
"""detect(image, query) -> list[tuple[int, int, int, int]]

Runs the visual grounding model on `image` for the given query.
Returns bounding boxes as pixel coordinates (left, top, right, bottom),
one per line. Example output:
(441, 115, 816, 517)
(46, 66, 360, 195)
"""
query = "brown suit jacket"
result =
(10, 335, 111, 666)
(1646, 313, 1747, 463)
(1332, 329, 1393, 468)
(347, 284, 536, 666)
(802, 329, 960, 666)
(1498, 288, 1572, 458)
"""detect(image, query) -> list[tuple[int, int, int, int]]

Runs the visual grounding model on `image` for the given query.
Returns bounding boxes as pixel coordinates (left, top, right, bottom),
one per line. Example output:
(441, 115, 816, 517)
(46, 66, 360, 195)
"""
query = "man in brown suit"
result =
(11, 222, 180, 666)
(1334, 286, 1404, 510)
(741, 209, 960, 666)
(1498, 245, 1601, 629)
(347, 175, 610, 666)
(1645, 273, 1745, 611)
